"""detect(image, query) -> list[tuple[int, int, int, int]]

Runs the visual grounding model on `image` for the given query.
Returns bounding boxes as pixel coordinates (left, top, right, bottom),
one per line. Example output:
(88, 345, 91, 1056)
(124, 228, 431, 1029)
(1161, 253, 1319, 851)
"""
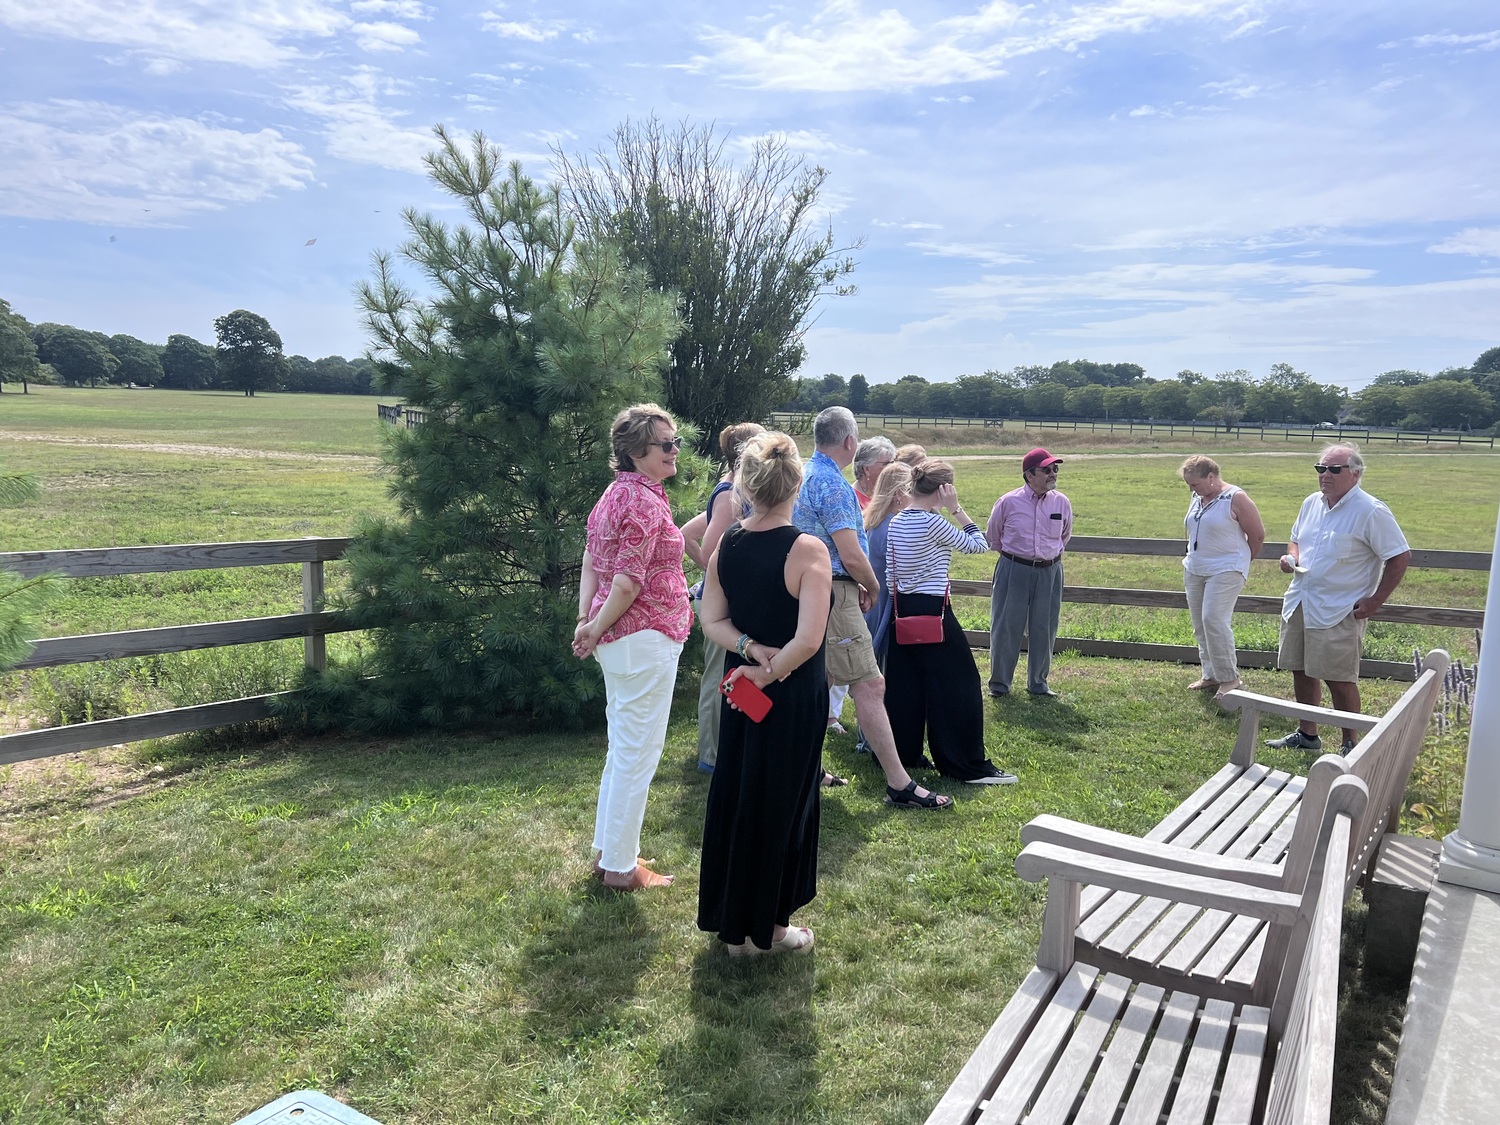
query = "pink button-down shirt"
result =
(585, 471, 692, 646)
(986, 484, 1073, 562)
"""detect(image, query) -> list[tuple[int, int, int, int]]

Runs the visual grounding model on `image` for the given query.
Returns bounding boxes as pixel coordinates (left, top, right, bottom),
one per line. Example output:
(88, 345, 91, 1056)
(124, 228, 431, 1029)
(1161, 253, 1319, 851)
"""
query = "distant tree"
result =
(984, 366, 1023, 388)
(297, 129, 681, 731)
(1243, 382, 1296, 423)
(556, 116, 858, 452)
(1473, 347, 1500, 377)
(1371, 368, 1427, 387)
(951, 374, 996, 417)
(1045, 361, 1087, 387)
(1012, 364, 1053, 387)
(1102, 385, 1143, 420)
(1434, 365, 1474, 382)
(0, 299, 40, 393)
(1141, 380, 1190, 420)
(31, 324, 117, 386)
(1404, 380, 1495, 430)
(1064, 383, 1104, 418)
(1263, 362, 1311, 390)
(1294, 383, 1347, 424)
(106, 333, 164, 386)
(1353, 384, 1408, 426)
(848, 373, 869, 412)
(1024, 382, 1068, 417)
(925, 382, 956, 415)
(214, 310, 286, 396)
(159, 333, 218, 390)
(867, 383, 896, 412)
(892, 376, 930, 414)
(1175, 368, 1207, 386)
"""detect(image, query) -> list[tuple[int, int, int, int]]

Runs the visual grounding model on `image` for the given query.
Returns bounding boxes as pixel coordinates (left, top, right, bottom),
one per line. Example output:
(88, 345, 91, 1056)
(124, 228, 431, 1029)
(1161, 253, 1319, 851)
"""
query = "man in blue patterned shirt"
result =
(793, 407, 953, 811)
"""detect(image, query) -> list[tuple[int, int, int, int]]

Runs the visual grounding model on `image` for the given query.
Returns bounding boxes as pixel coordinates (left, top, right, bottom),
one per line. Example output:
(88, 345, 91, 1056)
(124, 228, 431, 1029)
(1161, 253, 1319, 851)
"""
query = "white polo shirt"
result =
(1282, 485, 1409, 629)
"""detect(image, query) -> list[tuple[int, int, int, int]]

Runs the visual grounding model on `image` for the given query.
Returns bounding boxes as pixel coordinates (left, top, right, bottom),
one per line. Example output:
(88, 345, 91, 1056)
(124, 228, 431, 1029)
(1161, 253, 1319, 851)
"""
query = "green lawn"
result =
(0, 657, 1418, 1125)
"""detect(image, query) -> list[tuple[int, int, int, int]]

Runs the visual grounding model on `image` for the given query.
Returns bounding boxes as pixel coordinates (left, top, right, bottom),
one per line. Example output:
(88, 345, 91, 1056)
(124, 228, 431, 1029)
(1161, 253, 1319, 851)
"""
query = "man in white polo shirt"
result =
(1265, 443, 1411, 753)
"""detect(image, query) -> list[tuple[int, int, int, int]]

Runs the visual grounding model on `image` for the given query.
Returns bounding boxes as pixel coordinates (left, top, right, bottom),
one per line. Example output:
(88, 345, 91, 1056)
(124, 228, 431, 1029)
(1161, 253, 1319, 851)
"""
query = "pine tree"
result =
(303, 128, 681, 730)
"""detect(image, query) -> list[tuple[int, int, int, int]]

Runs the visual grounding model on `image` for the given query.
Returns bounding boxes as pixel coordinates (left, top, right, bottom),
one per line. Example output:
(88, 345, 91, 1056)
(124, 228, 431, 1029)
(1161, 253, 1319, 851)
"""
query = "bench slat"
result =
(1071, 983, 1167, 1125)
(1119, 989, 1199, 1125)
(1024, 973, 1134, 1125)
(1212, 1006, 1271, 1125)
(1168, 997, 1237, 1124)
(978, 963, 1098, 1124)
(923, 966, 1060, 1125)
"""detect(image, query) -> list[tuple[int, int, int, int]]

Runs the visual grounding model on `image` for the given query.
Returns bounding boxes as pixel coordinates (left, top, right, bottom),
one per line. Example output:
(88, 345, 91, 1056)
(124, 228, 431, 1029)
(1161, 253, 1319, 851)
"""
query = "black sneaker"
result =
(1341, 739, 1356, 753)
(1265, 729, 1322, 750)
(965, 768, 1019, 786)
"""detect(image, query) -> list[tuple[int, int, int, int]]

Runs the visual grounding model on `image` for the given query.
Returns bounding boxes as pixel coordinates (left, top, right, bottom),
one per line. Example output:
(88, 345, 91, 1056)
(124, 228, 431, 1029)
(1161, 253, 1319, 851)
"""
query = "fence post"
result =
(303, 548, 326, 673)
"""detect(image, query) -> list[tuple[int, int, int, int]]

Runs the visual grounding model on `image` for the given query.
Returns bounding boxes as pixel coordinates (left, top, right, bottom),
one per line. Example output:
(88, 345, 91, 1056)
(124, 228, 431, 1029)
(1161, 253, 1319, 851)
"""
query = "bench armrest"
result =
(1217, 688, 1379, 732)
(1016, 841, 1302, 925)
(1020, 815, 1286, 890)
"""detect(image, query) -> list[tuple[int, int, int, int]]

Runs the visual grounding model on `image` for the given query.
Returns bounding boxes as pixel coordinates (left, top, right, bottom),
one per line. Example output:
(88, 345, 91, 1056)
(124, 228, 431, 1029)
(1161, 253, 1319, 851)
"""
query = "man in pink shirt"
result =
(985, 447, 1073, 697)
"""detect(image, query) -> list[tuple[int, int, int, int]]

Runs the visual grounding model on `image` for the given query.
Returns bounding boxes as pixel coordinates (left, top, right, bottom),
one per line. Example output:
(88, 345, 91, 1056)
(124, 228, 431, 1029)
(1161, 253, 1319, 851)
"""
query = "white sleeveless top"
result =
(1183, 484, 1251, 577)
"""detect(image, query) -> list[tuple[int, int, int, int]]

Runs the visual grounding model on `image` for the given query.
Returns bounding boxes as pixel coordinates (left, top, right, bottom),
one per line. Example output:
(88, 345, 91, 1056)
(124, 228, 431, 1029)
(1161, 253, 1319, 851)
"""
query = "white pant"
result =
(592, 628, 684, 874)
(1184, 570, 1245, 684)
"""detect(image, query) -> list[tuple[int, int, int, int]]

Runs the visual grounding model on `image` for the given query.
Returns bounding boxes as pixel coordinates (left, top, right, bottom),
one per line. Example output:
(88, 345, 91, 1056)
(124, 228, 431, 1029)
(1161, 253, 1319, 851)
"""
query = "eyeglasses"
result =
(652, 437, 683, 453)
(1034, 465, 1060, 475)
(1313, 464, 1347, 475)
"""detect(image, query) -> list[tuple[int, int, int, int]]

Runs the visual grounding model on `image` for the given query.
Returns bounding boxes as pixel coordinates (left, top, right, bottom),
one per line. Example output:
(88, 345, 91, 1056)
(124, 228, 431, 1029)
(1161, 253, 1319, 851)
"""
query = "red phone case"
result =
(721, 670, 773, 722)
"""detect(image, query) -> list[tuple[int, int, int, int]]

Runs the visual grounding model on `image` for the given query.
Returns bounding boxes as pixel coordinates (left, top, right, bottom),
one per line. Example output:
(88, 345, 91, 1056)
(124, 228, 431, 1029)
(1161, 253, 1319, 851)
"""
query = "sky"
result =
(1, 1, 1497, 392)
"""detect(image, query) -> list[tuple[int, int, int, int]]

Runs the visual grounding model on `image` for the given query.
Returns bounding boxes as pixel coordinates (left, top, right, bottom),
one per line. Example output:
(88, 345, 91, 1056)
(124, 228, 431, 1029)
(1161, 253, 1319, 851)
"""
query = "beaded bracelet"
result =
(736, 633, 752, 658)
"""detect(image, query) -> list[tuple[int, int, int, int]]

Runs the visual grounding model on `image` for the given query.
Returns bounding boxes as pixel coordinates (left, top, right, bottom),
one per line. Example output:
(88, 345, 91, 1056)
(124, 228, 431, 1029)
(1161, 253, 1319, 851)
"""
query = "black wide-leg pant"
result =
(883, 593, 993, 780)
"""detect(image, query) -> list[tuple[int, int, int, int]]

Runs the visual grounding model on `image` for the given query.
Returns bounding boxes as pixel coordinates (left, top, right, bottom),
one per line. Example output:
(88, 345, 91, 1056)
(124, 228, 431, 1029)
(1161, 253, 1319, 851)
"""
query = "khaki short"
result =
(1278, 604, 1365, 683)
(824, 581, 881, 686)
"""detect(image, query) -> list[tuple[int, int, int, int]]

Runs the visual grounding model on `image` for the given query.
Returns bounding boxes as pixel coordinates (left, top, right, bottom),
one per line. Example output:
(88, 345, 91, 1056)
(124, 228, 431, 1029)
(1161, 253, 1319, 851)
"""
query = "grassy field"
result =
(0, 387, 1485, 1122)
(0, 660, 1418, 1125)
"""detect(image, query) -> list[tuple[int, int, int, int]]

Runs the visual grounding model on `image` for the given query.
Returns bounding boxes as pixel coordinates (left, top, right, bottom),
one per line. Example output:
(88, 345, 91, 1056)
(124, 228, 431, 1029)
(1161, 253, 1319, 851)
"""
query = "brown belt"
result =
(1002, 550, 1059, 569)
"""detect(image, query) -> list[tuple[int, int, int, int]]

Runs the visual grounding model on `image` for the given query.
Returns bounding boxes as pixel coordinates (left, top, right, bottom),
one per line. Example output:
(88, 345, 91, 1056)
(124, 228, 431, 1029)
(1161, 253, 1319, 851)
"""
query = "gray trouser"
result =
(692, 597, 725, 769)
(988, 554, 1063, 694)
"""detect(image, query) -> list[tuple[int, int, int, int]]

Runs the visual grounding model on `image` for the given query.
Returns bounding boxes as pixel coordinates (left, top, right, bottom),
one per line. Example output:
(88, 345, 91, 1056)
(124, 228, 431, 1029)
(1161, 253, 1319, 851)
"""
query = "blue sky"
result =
(1, 1, 1496, 390)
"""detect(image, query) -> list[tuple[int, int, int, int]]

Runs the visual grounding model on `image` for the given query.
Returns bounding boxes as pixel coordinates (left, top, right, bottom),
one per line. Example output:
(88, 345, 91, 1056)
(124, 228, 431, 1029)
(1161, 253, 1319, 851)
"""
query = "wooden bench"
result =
(926, 774, 1366, 1124)
(1016, 649, 1448, 1007)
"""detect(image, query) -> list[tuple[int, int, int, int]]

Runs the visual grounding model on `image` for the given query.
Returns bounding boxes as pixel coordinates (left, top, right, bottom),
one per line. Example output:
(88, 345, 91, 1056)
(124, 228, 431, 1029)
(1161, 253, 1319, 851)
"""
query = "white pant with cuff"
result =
(592, 628, 684, 874)
(1184, 569, 1245, 684)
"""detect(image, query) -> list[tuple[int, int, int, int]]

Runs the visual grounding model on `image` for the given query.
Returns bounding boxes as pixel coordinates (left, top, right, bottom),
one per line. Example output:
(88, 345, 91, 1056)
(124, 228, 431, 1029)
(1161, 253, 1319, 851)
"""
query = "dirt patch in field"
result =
(0, 744, 191, 825)
(0, 430, 378, 467)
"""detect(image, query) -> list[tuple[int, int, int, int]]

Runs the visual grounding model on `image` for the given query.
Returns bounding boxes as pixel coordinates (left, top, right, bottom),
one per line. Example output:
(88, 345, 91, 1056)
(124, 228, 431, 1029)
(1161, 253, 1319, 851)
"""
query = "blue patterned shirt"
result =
(792, 450, 868, 578)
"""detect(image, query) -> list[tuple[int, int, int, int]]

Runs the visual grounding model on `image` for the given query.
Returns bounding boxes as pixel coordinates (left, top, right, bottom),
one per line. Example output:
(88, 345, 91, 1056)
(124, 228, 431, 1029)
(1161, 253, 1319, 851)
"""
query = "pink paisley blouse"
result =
(585, 471, 692, 645)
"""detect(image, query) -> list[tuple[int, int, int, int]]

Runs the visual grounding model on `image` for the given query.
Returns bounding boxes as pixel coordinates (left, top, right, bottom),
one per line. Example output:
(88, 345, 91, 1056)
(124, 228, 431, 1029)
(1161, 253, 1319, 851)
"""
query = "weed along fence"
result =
(0, 538, 354, 766)
(1, 536, 1487, 765)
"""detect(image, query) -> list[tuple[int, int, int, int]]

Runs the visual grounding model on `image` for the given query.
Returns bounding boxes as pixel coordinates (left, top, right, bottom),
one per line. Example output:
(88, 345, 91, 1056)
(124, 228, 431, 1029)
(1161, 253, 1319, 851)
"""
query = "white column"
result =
(1440, 500, 1500, 892)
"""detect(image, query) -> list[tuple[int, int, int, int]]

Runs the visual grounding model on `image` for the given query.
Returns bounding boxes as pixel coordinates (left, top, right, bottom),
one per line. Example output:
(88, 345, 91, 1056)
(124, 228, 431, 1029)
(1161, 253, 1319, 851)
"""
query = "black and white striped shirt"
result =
(886, 509, 989, 595)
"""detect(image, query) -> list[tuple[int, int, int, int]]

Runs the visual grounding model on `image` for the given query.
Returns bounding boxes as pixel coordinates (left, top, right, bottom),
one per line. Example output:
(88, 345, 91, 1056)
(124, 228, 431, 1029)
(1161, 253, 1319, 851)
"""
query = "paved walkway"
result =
(1386, 879, 1500, 1123)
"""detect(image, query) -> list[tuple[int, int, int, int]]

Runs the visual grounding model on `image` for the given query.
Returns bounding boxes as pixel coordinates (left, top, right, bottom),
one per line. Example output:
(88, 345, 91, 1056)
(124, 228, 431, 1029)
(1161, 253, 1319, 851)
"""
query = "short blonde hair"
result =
(718, 422, 766, 470)
(893, 443, 927, 467)
(736, 432, 803, 509)
(611, 403, 674, 472)
(910, 457, 955, 496)
(1179, 455, 1220, 481)
(864, 461, 913, 530)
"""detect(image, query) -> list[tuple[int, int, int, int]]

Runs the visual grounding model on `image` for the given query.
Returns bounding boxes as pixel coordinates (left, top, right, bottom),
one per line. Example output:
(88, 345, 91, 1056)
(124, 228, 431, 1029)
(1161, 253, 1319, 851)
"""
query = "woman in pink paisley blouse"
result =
(573, 404, 693, 891)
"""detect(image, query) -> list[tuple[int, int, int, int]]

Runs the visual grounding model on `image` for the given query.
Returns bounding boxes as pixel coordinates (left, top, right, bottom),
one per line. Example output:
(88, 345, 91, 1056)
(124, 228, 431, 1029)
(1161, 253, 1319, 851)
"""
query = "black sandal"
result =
(884, 780, 953, 810)
(821, 769, 849, 788)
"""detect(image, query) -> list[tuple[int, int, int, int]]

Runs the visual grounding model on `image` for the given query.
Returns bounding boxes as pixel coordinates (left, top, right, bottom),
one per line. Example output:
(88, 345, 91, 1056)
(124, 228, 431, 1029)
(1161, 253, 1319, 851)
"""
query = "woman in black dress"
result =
(697, 432, 833, 956)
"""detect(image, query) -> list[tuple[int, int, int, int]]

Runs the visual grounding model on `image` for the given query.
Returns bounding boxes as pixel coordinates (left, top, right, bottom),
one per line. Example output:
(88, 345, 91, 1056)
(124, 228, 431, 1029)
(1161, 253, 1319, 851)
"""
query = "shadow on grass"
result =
(656, 945, 818, 1123)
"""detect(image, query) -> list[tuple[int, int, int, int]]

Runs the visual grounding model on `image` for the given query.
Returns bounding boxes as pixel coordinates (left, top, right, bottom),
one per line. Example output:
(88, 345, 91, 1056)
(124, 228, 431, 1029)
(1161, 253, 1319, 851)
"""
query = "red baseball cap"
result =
(1022, 447, 1063, 473)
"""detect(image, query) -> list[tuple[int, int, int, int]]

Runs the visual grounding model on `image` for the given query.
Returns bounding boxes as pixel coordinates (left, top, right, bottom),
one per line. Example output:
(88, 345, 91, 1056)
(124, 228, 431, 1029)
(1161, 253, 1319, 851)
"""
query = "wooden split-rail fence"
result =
(1, 536, 1488, 768)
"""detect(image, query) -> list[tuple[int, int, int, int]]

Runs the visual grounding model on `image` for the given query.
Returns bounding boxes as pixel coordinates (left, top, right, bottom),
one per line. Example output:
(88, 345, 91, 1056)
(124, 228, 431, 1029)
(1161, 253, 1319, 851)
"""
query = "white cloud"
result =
(728, 128, 867, 158)
(284, 68, 435, 172)
(686, 0, 1258, 92)
(350, 0, 429, 17)
(1405, 30, 1500, 52)
(352, 19, 421, 51)
(0, 100, 314, 224)
(480, 13, 564, 41)
(1129, 104, 1163, 116)
(912, 240, 1031, 267)
(0, 0, 348, 68)
(1428, 227, 1500, 257)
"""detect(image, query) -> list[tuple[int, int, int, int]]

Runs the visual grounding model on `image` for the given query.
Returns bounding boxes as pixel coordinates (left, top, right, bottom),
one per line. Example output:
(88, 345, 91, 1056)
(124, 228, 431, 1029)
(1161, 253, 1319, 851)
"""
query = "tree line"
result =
(780, 351, 1500, 432)
(0, 299, 378, 397)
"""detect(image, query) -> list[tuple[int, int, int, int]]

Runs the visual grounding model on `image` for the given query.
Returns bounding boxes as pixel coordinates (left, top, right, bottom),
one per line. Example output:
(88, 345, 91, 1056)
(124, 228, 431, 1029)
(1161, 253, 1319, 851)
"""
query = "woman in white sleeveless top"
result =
(1180, 456, 1266, 700)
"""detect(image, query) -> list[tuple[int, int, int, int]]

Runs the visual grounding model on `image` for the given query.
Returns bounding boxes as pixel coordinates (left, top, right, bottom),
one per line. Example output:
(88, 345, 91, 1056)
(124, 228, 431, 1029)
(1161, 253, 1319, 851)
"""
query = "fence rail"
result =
(762, 412, 1496, 447)
(3, 535, 1487, 765)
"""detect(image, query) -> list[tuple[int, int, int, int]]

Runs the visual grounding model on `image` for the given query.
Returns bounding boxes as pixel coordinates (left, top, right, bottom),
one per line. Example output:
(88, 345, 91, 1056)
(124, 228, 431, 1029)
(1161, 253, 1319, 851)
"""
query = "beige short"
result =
(824, 581, 882, 686)
(1277, 604, 1365, 683)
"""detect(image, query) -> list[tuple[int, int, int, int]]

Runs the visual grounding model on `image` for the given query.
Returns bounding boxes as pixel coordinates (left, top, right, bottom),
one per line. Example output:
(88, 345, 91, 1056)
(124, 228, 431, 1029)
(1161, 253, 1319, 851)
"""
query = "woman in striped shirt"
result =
(884, 459, 1016, 785)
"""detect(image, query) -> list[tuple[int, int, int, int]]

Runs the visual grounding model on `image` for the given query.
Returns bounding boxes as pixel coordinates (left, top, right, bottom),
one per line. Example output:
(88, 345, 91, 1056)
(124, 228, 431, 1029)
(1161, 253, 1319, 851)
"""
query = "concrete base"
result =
(1365, 834, 1441, 983)
(1386, 881, 1500, 1124)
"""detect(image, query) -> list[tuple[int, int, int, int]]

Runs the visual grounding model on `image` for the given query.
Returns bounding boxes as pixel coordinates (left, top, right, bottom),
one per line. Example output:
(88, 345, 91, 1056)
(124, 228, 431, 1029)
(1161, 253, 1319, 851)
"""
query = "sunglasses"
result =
(1313, 464, 1347, 475)
(1033, 465, 1060, 475)
(651, 437, 684, 453)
